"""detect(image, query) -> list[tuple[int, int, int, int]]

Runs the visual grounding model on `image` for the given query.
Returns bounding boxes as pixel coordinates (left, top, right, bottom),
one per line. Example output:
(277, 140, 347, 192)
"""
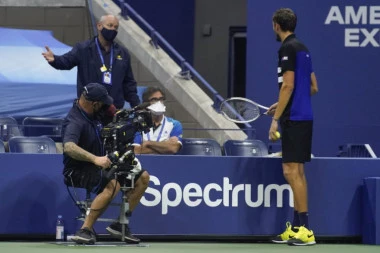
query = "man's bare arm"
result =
(273, 71, 294, 120)
(64, 142, 96, 163)
(310, 72, 318, 96)
(64, 142, 111, 169)
(133, 144, 159, 154)
(146, 137, 181, 154)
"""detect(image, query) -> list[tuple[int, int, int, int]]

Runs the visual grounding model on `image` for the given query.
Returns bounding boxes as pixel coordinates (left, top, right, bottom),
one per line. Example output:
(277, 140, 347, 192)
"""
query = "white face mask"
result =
(147, 101, 166, 116)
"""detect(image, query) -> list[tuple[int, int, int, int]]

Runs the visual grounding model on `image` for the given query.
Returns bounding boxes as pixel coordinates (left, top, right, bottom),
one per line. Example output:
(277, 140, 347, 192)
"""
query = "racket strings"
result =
(221, 100, 260, 121)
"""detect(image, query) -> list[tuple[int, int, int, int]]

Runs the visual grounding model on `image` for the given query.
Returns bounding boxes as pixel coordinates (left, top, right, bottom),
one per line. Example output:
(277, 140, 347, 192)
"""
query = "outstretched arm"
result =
(43, 44, 80, 70)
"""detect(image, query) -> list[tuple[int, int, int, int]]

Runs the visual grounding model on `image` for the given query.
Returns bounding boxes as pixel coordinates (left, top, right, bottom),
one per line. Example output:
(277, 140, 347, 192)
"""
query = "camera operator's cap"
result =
(83, 83, 113, 105)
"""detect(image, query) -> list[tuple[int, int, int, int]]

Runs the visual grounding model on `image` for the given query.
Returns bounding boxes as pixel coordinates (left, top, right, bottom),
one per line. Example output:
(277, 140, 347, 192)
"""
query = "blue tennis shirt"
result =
(277, 34, 314, 121)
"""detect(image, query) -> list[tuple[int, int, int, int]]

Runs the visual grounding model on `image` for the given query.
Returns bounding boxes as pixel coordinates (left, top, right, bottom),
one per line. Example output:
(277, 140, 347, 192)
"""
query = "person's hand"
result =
(42, 46, 55, 62)
(167, 136, 179, 143)
(141, 141, 151, 148)
(94, 155, 111, 169)
(266, 102, 278, 116)
(269, 119, 279, 141)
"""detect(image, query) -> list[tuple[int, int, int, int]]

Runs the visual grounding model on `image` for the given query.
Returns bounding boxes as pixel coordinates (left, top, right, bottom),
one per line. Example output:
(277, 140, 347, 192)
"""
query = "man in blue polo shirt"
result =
(42, 14, 140, 109)
(62, 83, 149, 244)
(133, 86, 182, 154)
(267, 8, 319, 246)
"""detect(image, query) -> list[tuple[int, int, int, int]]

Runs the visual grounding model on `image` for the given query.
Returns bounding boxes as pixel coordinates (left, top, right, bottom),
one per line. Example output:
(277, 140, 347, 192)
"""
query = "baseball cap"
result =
(83, 83, 113, 105)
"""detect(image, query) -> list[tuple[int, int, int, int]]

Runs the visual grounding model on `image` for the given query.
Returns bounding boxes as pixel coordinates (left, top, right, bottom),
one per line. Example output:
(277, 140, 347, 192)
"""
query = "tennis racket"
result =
(220, 97, 270, 123)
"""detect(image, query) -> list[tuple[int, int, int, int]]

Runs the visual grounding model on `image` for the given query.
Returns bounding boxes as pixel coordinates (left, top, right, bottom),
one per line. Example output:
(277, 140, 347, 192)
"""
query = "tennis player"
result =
(267, 8, 318, 246)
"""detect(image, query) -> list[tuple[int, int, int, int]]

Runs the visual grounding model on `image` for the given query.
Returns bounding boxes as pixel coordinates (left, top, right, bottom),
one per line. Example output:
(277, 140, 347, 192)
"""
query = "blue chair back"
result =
(0, 116, 22, 141)
(8, 136, 57, 154)
(337, 144, 377, 158)
(223, 139, 268, 156)
(123, 86, 147, 109)
(177, 138, 222, 156)
(22, 117, 63, 142)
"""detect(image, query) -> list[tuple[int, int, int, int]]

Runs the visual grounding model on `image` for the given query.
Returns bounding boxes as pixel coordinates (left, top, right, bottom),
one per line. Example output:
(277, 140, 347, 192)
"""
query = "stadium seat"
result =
(223, 139, 268, 156)
(177, 138, 222, 156)
(0, 140, 5, 153)
(22, 117, 64, 142)
(0, 116, 22, 141)
(8, 136, 57, 154)
(337, 144, 377, 158)
(124, 86, 147, 109)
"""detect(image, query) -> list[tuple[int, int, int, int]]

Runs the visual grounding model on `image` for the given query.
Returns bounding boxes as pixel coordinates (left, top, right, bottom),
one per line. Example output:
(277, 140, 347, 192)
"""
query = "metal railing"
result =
(105, 0, 254, 135)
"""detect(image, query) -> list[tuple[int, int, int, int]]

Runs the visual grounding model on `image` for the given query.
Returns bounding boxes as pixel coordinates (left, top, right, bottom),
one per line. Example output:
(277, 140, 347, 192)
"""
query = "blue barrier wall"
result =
(246, 0, 380, 156)
(118, 0, 195, 64)
(1, 154, 380, 237)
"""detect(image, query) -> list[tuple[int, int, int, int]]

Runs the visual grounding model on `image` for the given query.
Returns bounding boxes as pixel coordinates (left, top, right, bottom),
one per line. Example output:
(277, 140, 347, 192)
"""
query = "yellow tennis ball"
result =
(275, 131, 281, 139)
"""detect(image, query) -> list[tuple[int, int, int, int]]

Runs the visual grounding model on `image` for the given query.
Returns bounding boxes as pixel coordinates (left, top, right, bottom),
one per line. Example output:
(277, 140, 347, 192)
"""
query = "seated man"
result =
(133, 86, 182, 154)
(62, 82, 149, 244)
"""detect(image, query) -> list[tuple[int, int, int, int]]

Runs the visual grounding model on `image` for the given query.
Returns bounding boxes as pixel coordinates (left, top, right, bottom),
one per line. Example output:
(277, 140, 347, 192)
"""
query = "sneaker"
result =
(106, 222, 140, 244)
(271, 222, 297, 243)
(91, 228, 97, 242)
(71, 227, 96, 245)
(287, 226, 316, 246)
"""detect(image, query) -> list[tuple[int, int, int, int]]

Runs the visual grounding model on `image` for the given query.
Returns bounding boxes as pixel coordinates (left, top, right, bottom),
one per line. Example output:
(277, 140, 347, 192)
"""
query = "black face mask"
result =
(101, 27, 118, 42)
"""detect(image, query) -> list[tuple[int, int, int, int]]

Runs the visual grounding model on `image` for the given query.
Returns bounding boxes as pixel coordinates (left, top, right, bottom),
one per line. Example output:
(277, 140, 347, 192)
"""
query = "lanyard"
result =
(147, 117, 166, 142)
(95, 37, 113, 72)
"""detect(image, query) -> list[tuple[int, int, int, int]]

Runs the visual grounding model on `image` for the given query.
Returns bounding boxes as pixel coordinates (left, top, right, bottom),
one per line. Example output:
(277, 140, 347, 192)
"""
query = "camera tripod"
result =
(112, 170, 135, 242)
(73, 168, 137, 243)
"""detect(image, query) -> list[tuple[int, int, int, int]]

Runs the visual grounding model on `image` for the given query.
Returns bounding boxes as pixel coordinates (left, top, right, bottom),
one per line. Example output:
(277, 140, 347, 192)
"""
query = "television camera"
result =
(101, 104, 153, 178)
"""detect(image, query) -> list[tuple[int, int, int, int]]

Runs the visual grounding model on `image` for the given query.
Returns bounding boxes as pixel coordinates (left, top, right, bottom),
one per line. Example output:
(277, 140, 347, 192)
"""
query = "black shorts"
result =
(63, 167, 145, 195)
(280, 120, 313, 163)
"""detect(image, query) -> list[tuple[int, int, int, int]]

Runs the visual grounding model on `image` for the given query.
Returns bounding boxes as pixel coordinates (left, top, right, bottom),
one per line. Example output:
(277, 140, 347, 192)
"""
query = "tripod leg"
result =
(118, 173, 135, 242)
(119, 192, 129, 242)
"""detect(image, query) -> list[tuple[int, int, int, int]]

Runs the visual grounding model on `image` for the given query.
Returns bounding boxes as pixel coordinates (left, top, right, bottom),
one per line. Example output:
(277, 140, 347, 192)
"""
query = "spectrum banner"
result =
(1, 154, 380, 237)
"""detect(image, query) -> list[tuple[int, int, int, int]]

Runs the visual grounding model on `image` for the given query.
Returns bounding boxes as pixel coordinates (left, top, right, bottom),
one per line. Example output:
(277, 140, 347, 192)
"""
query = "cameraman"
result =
(62, 83, 149, 245)
(133, 86, 183, 154)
